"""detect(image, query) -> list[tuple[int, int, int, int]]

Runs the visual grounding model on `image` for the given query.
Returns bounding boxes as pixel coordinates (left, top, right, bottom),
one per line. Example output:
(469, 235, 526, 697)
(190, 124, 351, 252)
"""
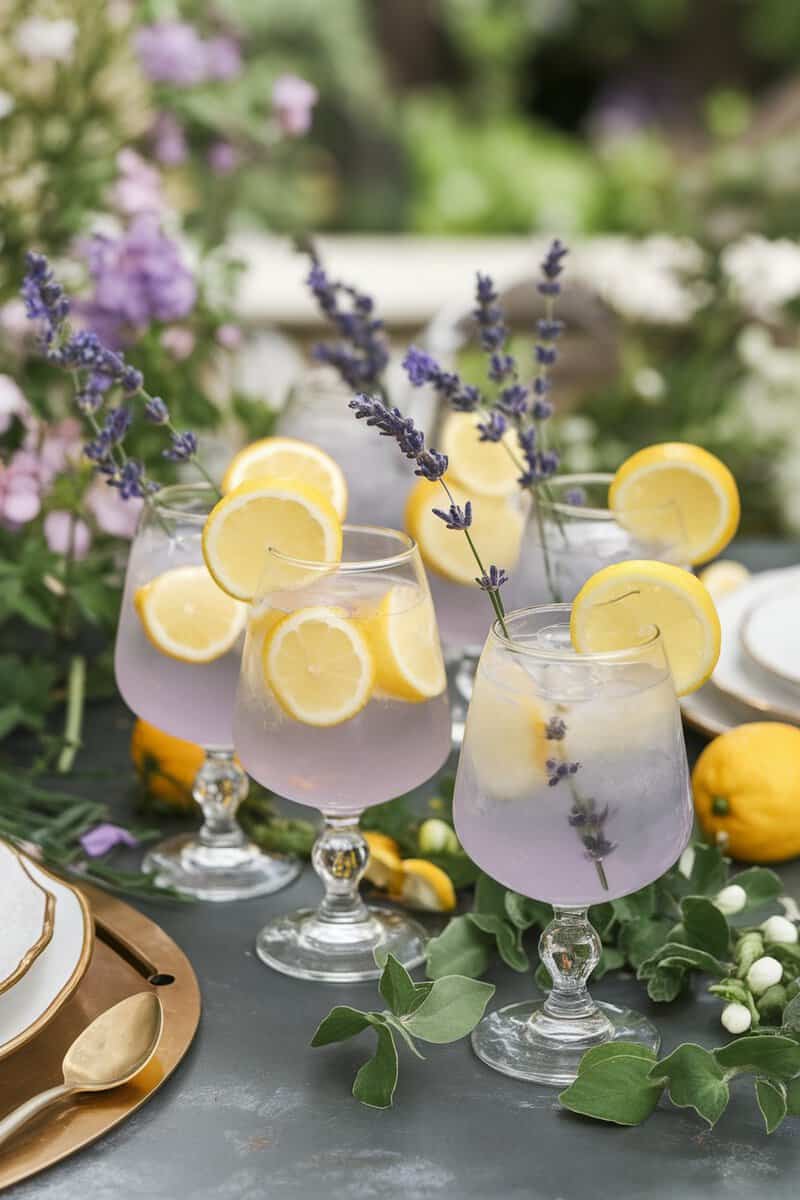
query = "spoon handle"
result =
(0, 1083, 75, 1149)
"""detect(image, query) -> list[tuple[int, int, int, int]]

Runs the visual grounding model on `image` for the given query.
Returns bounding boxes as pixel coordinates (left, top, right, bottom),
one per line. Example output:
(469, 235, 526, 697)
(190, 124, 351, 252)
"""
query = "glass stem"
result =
(194, 750, 248, 850)
(539, 906, 601, 1021)
(313, 817, 371, 926)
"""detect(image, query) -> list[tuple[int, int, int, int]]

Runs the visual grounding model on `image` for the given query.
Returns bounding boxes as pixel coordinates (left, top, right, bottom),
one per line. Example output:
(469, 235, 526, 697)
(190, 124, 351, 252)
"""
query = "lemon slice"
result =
(441, 411, 519, 498)
(609, 442, 740, 566)
(263, 606, 375, 726)
(202, 479, 342, 602)
(466, 656, 548, 797)
(405, 477, 524, 586)
(395, 859, 457, 912)
(698, 559, 751, 601)
(222, 436, 348, 520)
(134, 565, 246, 663)
(570, 560, 721, 696)
(363, 832, 403, 890)
(358, 584, 446, 702)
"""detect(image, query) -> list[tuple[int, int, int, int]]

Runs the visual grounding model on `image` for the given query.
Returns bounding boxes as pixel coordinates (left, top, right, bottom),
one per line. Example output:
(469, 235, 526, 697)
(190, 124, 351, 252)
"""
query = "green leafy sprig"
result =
(311, 952, 494, 1108)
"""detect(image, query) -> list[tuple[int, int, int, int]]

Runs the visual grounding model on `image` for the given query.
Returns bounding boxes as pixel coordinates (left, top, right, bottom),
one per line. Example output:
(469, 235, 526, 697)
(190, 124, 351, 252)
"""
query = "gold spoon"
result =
(0, 992, 163, 1149)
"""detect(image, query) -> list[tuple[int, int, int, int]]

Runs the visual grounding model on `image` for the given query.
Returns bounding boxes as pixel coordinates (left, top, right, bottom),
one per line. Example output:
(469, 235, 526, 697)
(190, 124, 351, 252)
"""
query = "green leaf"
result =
(646, 965, 687, 1003)
(425, 915, 492, 980)
(352, 1024, 399, 1109)
(669, 843, 727, 898)
(587, 901, 616, 939)
(785, 1075, 800, 1116)
(715, 1035, 800, 1080)
(578, 1041, 658, 1072)
(756, 983, 787, 1022)
(559, 1055, 664, 1126)
(728, 867, 783, 910)
(640, 942, 728, 978)
(755, 1078, 787, 1133)
(382, 1014, 426, 1060)
(681, 896, 731, 960)
(423, 851, 479, 890)
(473, 872, 509, 919)
(655, 1043, 729, 1127)
(468, 912, 529, 972)
(709, 977, 752, 1006)
(621, 918, 674, 970)
(0, 703, 32, 739)
(612, 885, 657, 922)
(311, 1006, 372, 1047)
(782, 993, 800, 1033)
(594, 947, 626, 980)
(404, 975, 495, 1043)
(505, 892, 552, 931)
(378, 954, 417, 1016)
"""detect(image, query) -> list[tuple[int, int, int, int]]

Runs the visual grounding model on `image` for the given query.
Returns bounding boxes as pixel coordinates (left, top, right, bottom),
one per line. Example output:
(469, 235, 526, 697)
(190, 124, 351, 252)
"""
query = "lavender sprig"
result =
(303, 250, 390, 396)
(546, 712, 613, 890)
(21, 252, 218, 503)
(348, 394, 509, 634)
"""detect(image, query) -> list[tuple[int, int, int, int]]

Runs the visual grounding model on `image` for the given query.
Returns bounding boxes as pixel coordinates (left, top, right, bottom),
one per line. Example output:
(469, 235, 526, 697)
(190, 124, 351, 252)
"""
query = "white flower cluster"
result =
(721, 234, 800, 319)
(574, 236, 707, 326)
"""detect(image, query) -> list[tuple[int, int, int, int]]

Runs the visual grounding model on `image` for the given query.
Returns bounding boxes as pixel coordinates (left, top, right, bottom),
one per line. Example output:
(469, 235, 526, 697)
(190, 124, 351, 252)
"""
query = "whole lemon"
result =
(692, 722, 800, 862)
(130, 719, 205, 810)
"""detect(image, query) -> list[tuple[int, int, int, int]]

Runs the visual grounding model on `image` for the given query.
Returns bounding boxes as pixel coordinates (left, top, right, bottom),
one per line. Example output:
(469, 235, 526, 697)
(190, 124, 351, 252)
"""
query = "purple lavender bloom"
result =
(103, 405, 131, 444)
(108, 459, 147, 500)
(402, 346, 483, 411)
(488, 352, 516, 383)
(477, 410, 507, 443)
(534, 344, 558, 366)
(415, 449, 448, 481)
(163, 430, 198, 462)
(546, 758, 581, 788)
(565, 487, 587, 507)
(531, 399, 554, 421)
(80, 823, 139, 858)
(204, 35, 242, 81)
(582, 832, 617, 860)
(151, 112, 188, 166)
(145, 396, 169, 424)
(498, 385, 528, 417)
(21, 252, 70, 344)
(432, 501, 472, 531)
(538, 239, 569, 297)
(403, 346, 438, 387)
(537, 318, 564, 340)
(208, 141, 240, 174)
(545, 717, 567, 741)
(84, 432, 112, 464)
(307, 261, 389, 391)
(272, 74, 318, 137)
(135, 22, 207, 85)
(476, 565, 508, 592)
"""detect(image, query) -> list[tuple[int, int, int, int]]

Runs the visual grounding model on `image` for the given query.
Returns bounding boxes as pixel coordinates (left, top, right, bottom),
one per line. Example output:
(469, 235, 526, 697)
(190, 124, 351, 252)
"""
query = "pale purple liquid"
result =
(114, 531, 240, 747)
(454, 656, 693, 905)
(427, 571, 495, 652)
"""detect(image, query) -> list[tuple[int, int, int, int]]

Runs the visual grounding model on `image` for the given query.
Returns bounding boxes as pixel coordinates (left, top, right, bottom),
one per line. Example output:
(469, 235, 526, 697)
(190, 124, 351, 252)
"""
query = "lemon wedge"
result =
(202, 479, 342, 602)
(358, 584, 446, 702)
(263, 605, 375, 726)
(441, 411, 519, 498)
(395, 859, 457, 912)
(609, 442, 740, 566)
(466, 656, 548, 797)
(134, 565, 246, 663)
(405, 477, 524, 586)
(698, 559, 751, 602)
(570, 560, 721, 696)
(221, 436, 348, 520)
(363, 832, 403, 890)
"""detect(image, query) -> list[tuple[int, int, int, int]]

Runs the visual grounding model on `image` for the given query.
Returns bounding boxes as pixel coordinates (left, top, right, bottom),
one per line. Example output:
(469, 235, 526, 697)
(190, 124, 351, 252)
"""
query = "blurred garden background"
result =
(3, 0, 800, 753)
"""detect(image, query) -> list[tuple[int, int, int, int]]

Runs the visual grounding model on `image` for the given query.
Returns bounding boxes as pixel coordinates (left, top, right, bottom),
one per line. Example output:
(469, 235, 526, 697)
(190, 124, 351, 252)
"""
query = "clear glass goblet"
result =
(454, 604, 693, 1085)
(114, 484, 301, 901)
(234, 525, 452, 982)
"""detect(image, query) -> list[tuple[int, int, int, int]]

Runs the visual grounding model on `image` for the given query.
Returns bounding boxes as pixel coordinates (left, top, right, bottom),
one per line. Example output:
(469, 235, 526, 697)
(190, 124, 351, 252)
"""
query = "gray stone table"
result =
(10, 540, 800, 1200)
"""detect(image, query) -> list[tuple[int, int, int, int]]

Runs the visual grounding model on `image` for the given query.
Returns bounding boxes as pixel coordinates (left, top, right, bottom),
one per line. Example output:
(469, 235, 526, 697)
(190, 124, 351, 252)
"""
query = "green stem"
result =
(438, 480, 510, 637)
(57, 654, 86, 774)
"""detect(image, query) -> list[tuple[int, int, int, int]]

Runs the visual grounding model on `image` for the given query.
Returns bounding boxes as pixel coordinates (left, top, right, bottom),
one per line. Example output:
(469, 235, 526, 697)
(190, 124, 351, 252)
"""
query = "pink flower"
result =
(31, 418, 83, 485)
(110, 149, 165, 215)
(160, 326, 196, 361)
(86, 478, 142, 539)
(204, 36, 241, 81)
(151, 113, 188, 168)
(0, 453, 42, 526)
(0, 300, 31, 348)
(44, 510, 91, 559)
(0, 375, 29, 433)
(208, 141, 240, 175)
(272, 74, 318, 138)
(216, 323, 242, 350)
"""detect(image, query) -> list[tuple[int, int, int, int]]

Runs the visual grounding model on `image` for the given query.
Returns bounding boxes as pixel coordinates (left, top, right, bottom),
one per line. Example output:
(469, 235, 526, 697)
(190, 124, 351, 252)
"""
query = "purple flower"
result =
(163, 430, 198, 462)
(477, 410, 507, 443)
(208, 141, 240, 174)
(103, 405, 131, 444)
(135, 22, 207, 85)
(144, 396, 169, 424)
(432, 501, 472, 531)
(204, 36, 241, 81)
(546, 757, 581, 787)
(498, 384, 528, 417)
(402, 346, 483, 411)
(534, 344, 557, 366)
(21, 252, 70, 344)
(403, 346, 439, 387)
(110, 149, 165, 214)
(307, 260, 389, 391)
(44, 511, 91, 559)
(151, 112, 188, 167)
(531, 398, 553, 421)
(110, 459, 148, 500)
(272, 74, 318, 137)
(565, 487, 587, 507)
(545, 716, 567, 741)
(538, 239, 569, 297)
(415, 449, 448, 481)
(476, 565, 508, 592)
(79, 823, 139, 858)
(216, 323, 242, 350)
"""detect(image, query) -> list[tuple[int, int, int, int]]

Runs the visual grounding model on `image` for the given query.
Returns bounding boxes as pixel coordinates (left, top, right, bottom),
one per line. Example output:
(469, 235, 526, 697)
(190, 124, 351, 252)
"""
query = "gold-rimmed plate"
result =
(0, 844, 55, 997)
(680, 680, 786, 739)
(0, 854, 93, 1062)
(741, 586, 800, 689)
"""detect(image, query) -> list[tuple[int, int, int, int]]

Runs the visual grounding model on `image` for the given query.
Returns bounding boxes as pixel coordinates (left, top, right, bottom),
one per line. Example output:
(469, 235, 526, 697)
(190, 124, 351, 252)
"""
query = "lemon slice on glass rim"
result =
(263, 605, 375, 727)
(221, 436, 348, 521)
(134, 565, 246, 663)
(202, 478, 342, 602)
(609, 442, 740, 566)
(570, 560, 721, 697)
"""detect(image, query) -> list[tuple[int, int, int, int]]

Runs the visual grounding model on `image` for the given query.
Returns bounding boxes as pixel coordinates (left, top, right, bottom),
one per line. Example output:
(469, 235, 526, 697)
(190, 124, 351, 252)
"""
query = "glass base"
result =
(471, 998, 661, 1088)
(143, 833, 301, 902)
(255, 905, 427, 982)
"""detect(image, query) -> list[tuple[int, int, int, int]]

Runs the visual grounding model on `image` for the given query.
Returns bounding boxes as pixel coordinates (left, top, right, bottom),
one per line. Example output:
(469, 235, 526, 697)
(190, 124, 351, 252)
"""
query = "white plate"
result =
(680, 681, 788, 738)
(0, 856, 93, 1061)
(0, 842, 55, 995)
(742, 586, 800, 688)
(712, 566, 800, 723)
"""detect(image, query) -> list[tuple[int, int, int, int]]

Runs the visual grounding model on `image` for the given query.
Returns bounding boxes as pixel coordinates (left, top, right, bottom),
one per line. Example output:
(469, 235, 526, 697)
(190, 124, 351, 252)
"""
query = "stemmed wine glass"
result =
(234, 525, 451, 982)
(454, 604, 693, 1085)
(114, 484, 302, 901)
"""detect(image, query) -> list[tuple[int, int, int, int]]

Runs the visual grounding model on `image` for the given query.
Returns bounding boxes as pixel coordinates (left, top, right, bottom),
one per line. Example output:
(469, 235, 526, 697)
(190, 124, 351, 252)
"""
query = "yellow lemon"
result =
(202, 478, 342, 602)
(440, 411, 519, 498)
(134, 564, 246, 663)
(692, 723, 800, 862)
(466, 656, 548, 798)
(698, 559, 751, 602)
(570, 559, 721, 696)
(363, 832, 403, 890)
(395, 859, 457, 912)
(609, 442, 740, 566)
(405, 476, 524, 586)
(357, 584, 446, 701)
(130, 719, 205, 810)
(221, 436, 348, 520)
(263, 606, 375, 726)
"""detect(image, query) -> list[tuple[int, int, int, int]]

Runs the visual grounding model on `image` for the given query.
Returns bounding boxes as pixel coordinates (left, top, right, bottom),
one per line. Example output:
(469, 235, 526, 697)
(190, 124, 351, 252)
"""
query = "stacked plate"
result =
(0, 840, 93, 1061)
(681, 565, 800, 737)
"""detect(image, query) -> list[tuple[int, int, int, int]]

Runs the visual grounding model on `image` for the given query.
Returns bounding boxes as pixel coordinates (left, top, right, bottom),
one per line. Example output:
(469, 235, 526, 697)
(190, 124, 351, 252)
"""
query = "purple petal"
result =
(79, 823, 139, 858)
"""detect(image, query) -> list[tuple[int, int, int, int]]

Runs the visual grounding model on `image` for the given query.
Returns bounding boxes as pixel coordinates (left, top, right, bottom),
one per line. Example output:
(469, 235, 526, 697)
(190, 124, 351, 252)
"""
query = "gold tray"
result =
(0, 882, 201, 1191)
